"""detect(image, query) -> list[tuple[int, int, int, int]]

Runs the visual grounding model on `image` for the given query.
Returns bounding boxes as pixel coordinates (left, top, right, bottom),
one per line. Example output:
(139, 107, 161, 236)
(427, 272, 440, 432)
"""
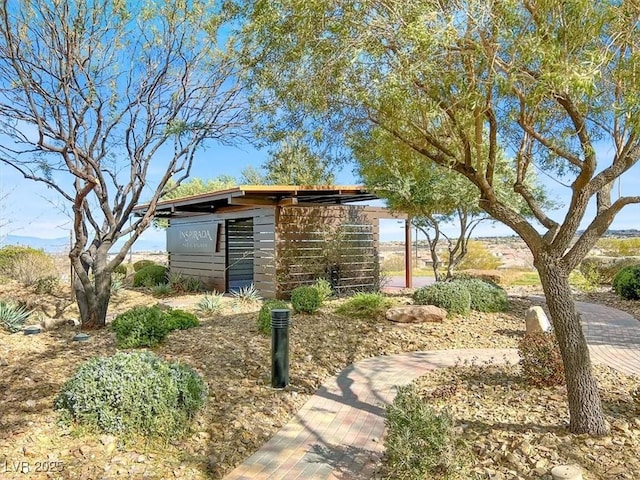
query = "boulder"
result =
(386, 305, 447, 323)
(525, 306, 551, 334)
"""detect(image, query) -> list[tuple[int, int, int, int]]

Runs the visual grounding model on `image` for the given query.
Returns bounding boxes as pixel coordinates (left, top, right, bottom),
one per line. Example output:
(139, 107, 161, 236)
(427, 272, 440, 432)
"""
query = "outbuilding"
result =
(135, 185, 407, 298)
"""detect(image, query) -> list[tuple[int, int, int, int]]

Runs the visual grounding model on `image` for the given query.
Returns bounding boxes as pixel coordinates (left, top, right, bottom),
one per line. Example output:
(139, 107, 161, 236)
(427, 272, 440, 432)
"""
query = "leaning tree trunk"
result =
(536, 257, 610, 435)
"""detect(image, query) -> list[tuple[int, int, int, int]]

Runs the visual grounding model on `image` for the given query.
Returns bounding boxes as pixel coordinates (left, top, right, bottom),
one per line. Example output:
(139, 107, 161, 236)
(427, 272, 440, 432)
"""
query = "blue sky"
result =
(1, 136, 638, 249)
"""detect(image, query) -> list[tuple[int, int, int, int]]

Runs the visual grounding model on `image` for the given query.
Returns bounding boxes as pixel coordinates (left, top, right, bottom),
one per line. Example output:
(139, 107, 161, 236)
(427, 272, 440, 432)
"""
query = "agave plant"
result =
(0, 300, 31, 333)
(110, 273, 126, 294)
(197, 291, 224, 314)
(231, 284, 262, 304)
(151, 283, 172, 297)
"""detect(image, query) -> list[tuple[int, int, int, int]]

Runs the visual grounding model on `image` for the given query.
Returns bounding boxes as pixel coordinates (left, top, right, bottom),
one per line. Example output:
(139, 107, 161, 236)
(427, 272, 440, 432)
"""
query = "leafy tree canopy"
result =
(238, 0, 640, 436)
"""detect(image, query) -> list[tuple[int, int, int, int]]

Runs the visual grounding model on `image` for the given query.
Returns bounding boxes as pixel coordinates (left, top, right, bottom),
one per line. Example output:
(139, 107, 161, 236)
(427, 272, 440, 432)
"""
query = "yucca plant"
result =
(0, 300, 31, 333)
(197, 291, 224, 314)
(231, 284, 262, 304)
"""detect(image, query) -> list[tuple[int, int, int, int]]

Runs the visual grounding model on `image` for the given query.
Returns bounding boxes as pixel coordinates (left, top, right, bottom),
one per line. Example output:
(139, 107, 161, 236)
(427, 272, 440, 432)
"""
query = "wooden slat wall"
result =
(275, 205, 379, 297)
(167, 208, 276, 296)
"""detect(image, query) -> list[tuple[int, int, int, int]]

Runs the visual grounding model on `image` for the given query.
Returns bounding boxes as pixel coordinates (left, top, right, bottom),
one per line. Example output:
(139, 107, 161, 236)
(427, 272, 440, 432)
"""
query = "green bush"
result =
(113, 264, 128, 276)
(166, 309, 199, 330)
(456, 240, 500, 270)
(412, 281, 471, 316)
(518, 332, 565, 387)
(569, 268, 599, 293)
(257, 299, 290, 334)
(34, 275, 60, 294)
(335, 292, 392, 319)
(0, 300, 31, 333)
(133, 265, 168, 287)
(111, 306, 171, 348)
(54, 351, 206, 439)
(455, 278, 508, 312)
(290, 285, 322, 314)
(133, 259, 156, 272)
(612, 265, 640, 300)
(384, 384, 457, 479)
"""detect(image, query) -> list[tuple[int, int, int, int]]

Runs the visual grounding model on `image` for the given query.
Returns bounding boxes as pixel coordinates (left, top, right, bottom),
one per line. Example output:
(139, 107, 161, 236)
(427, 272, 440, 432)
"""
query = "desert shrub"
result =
(197, 291, 224, 314)
(596, 237, 640, 257)
(518, 332, 565, 387)
(580, 257, 640, 285)
(257, 299, 290, 334)
(381, 254, 406, 273)
(34, 275, 60, 294)
(113, 264, 128, 276)
(456, 240, 500, 270)
(7, 250, 56, 285)
(569, 268, 599, 293)
(290, 285, 321, 314)
(0, 300, 31, 333)
(0, 245, 47, 273)
(335, 292, 392, 319)
(168, 272, 202, 293)
(313, 278, 333, 303)
(453, 270, 503, 285)
(384, 384, 457, 479)
(231, 283, 262, 304)
(165, 309, 199, 330)
(612, 265, 640, 300)
(133, 265, 168, 287)
(54, 351, 207, 439)
(455, 278, 508, 312)
(111, 306, 171, 348)
(133, 259, 156, 272)
(412, 281, 471, 316)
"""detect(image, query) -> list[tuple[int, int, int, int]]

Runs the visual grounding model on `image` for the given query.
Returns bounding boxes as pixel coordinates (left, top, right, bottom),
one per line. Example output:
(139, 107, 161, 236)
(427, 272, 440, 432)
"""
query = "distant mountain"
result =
(0, 235, 165, 253)
(0, 235, 68, 252)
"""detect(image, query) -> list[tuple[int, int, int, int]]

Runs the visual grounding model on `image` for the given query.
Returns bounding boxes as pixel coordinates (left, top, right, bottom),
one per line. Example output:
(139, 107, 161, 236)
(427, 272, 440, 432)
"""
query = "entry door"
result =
(226, 218, 254, 291)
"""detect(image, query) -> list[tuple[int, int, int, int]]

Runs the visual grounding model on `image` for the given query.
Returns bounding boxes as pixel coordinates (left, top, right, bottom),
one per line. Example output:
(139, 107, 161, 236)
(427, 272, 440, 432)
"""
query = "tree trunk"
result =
(74, 267, 111, 330)
(536, 258, 610, 435)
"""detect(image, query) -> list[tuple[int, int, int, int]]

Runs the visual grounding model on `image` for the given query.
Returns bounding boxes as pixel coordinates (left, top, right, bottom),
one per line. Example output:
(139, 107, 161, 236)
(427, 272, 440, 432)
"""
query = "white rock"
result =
(525, 306, 551, 334)
(550, 464, 583, 480)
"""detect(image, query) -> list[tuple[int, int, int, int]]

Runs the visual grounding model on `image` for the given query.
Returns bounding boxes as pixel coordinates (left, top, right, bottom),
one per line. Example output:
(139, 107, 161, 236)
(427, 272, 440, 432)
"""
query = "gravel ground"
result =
(0, 280, 638, 480)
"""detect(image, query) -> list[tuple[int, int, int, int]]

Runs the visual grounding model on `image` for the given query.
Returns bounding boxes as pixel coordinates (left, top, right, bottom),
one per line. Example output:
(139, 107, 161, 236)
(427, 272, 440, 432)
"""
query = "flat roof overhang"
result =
(133, 185, 380, 217)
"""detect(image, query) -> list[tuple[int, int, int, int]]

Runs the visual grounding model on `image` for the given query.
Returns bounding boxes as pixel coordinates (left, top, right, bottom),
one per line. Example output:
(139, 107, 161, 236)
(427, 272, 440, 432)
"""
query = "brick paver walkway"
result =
(529, 296, 640, 376)
(224, 300, 640, 480)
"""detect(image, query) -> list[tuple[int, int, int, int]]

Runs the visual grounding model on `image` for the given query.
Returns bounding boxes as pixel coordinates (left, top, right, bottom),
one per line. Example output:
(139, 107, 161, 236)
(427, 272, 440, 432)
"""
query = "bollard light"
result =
(270, 309, 291, 388)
